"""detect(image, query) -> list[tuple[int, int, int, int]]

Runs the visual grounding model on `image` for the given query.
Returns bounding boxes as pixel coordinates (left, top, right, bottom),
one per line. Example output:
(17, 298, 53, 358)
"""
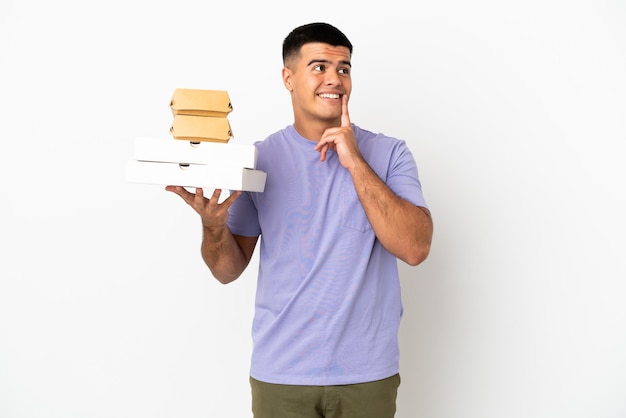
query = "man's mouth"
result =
(318, 93, 341, 99)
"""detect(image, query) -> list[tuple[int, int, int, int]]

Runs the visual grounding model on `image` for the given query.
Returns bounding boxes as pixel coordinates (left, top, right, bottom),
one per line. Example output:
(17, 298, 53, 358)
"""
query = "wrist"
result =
(202, 222, 228, 238)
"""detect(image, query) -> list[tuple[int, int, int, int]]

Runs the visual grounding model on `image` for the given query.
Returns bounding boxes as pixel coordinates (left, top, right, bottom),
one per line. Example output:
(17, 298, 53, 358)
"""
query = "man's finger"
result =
(341, 94, 350, 127)
(318, 144, 328, 161)
(165, 185, 194, 204)
(193, 187, 211, 206)
(206, 189, 222, 207)
(222, 190, 243, 208)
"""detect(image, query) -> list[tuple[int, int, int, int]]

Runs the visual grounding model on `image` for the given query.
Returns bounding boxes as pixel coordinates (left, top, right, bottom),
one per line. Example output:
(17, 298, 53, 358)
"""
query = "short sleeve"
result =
(386, 140, 429, 209)
(227, 191, 261, 237)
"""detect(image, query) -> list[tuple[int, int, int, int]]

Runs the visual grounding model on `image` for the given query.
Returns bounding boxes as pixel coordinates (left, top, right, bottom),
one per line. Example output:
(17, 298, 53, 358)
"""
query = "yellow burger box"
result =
(170, 114, 232, 143)
(170, 88, 233, 117)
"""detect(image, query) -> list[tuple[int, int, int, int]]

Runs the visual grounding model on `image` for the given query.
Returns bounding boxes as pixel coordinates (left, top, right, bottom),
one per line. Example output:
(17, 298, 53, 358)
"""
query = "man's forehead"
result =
(300, 42, 351, 62)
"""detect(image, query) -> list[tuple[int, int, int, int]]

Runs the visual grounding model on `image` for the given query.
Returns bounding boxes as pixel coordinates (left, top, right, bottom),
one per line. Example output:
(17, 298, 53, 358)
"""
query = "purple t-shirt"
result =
(227, 124, 428, 385)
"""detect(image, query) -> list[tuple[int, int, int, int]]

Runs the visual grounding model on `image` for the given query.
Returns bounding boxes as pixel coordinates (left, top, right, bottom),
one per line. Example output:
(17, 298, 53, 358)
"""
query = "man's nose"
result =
(324, 71, 341, 86)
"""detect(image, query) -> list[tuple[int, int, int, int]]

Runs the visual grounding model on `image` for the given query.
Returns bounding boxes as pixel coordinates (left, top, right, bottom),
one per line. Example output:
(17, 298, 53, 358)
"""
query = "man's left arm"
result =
(315, 95, 433, 265)
(348, 158, 433, 265)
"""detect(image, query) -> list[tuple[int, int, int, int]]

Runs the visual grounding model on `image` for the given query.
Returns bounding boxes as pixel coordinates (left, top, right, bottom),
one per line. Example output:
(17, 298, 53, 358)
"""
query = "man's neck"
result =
(293, 119, 340, 142)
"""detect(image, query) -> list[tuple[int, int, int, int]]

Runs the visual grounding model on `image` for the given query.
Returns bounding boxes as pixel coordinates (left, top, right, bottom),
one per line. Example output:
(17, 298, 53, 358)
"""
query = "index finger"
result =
(341, 93, 350, 127)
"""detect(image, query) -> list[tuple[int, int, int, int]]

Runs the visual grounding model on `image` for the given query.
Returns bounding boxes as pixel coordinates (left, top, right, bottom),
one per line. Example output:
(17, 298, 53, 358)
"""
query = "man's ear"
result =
(282, 67, 293, 91)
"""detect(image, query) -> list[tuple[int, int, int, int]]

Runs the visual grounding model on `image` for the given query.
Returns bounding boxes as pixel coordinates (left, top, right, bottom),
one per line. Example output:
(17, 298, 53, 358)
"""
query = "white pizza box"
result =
(133, 137, 258, 169)
(125, 160, 266, 192)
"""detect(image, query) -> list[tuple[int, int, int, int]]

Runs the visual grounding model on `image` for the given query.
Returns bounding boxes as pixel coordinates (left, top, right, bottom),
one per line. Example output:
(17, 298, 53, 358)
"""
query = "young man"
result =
(167, 22, 433, 418)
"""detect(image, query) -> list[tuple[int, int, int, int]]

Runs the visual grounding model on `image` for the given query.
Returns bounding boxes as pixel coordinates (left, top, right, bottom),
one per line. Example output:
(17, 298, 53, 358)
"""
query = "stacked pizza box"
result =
(125, 88, 267, 192)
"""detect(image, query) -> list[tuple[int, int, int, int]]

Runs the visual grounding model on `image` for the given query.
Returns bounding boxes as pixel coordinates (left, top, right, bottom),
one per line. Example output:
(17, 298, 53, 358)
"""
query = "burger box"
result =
(125, 160, 267, 192)
(132, 137, 257, 168)
(170, 88, 233, 117)
(170, 114, 232, 142)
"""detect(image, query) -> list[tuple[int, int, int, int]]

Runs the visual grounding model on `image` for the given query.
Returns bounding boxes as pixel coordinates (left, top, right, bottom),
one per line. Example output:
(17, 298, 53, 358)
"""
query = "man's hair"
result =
(282, 22, 353, 65)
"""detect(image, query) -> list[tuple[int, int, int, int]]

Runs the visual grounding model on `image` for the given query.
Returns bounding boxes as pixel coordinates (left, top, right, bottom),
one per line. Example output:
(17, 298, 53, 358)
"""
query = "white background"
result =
(1, 1, 625, 417)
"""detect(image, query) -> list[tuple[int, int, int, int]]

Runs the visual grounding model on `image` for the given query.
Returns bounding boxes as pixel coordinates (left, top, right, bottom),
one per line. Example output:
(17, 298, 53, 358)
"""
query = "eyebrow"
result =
(306, 58, 352, 67)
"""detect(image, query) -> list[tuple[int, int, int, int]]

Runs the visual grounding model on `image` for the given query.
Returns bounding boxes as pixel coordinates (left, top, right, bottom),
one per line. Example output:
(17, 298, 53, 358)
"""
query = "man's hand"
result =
(314, 94, 363, 169)
(165, 186, 241, 230)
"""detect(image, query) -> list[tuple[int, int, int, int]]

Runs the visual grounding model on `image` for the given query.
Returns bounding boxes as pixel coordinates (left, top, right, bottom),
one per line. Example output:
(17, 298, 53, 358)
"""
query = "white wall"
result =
(1, 1, 624, 417)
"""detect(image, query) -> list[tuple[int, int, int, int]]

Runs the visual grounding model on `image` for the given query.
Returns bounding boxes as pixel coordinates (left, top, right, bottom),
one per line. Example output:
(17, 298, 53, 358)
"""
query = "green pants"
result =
(250, 374, 401, 418)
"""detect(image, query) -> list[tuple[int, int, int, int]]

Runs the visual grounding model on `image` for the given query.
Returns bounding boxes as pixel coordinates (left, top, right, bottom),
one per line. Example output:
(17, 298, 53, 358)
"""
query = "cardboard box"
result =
(132, 137, 257, 169)
(170, 114, 232, 142)
(125, 160, 267, 192)
(170, 88, 233, 117)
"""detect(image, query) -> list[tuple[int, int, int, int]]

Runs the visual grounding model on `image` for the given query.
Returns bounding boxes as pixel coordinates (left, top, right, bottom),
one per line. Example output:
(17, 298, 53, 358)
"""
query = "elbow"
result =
(210, 269, 242, 285)
(401, 206, 433, 266)
(216, 276, 238, 285)
(402, 249, 430, 266)
(402, 244, 431, 266)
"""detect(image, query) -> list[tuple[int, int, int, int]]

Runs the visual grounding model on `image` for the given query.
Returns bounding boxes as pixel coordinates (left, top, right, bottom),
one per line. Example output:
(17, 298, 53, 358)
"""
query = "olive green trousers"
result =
(250, 374, 400, 418)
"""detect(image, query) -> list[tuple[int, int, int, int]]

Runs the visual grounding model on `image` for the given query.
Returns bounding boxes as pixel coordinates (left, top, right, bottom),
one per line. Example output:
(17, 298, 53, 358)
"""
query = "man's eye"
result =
(314, 64, 326, 72)
(339, 68, 350, 75)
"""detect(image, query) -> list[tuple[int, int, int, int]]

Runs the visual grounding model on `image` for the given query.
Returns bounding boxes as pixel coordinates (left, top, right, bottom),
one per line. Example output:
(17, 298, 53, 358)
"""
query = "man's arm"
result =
(166, 186, 258, 283)
(345, 159, 432, 265)
(315, 95, 433, 265)
(201, 226, 258, 284)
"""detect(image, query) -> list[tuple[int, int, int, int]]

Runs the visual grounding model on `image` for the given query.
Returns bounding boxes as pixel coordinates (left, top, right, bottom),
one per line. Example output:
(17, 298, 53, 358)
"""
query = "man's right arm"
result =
(201, 227, 258, 284)
(165, 186, 258, 284)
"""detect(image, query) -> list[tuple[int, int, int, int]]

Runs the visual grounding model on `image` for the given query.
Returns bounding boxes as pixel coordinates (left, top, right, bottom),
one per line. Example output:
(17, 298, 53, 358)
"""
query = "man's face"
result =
(283, 42, 352, 127)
